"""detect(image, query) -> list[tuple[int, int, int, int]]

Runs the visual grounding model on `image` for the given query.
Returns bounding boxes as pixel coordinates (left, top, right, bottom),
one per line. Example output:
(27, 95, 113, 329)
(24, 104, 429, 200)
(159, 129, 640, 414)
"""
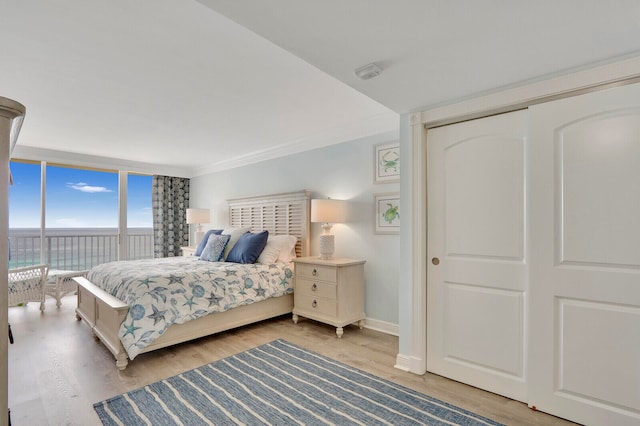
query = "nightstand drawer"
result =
(295, 278, 336, 300)
(295, 294, 336, 317)
(296, 264, 337, 282)
(181, 246, 196, 257)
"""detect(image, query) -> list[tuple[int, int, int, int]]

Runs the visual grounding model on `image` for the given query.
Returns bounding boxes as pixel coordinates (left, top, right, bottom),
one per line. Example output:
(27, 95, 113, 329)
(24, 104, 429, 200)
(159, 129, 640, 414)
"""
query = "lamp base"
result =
(194, 225, 204, 246)
(318, 234, 335, 260)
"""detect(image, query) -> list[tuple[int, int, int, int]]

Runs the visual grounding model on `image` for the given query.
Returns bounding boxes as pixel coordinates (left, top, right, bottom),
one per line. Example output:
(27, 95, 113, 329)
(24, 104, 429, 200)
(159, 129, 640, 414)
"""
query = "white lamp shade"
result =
(311, 199, 346, 224)
(186, 208, 210, 224)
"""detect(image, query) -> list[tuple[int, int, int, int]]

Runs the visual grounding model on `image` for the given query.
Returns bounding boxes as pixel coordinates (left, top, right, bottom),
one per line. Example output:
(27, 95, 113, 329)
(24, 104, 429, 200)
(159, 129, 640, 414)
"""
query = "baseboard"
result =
(362, 317, 398, 336)
(395, 353, 427, 375)
(394, 354, 412, 372)
(362, 318, 427, 375)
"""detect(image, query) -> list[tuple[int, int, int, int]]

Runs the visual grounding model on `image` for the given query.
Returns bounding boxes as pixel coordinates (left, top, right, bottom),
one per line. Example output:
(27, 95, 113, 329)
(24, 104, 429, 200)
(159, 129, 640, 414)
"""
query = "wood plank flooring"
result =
(8, 296, 578, 425)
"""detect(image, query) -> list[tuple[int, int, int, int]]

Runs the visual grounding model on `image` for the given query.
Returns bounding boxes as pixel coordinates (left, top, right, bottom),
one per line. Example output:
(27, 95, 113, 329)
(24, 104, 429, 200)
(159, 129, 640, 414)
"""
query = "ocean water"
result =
(8, 227, 154, 270)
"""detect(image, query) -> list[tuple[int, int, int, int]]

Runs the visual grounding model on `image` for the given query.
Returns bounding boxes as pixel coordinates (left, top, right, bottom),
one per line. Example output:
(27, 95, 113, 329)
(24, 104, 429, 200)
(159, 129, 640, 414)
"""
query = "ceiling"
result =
(3, 1, 640, 177)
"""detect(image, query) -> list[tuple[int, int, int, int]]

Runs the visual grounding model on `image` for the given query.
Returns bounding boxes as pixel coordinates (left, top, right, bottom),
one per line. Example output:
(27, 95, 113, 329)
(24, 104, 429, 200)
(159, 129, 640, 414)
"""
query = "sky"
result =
(9, 161, 152, 228)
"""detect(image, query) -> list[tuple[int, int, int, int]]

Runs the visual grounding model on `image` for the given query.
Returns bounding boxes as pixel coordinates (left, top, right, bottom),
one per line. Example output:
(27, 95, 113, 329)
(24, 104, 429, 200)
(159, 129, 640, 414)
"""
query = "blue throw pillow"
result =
(199, 234, 231, 262)
(225, 230, 269, 264)
(194, 229, 223, 256)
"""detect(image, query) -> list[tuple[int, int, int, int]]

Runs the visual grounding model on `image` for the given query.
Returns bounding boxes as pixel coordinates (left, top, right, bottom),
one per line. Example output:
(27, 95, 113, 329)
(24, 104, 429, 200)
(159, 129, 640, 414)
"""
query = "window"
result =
(8, 160, 153, 269)
(45, 164, 119, 270)
(127, 173, 153, 260)
(8, 161, 42, 268)
(45, 165, 118, 228)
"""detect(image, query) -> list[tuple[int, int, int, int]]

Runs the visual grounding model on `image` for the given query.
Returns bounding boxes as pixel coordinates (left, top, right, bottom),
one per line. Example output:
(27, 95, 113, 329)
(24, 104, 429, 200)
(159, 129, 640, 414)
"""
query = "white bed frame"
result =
(74, 190, 310, 370)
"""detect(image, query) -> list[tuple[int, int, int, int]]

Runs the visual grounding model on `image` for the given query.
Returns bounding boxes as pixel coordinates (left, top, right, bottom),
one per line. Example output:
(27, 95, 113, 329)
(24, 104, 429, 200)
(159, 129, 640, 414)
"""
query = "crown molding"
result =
(12, 145, 191, 177)
(191, 112, 399, 177)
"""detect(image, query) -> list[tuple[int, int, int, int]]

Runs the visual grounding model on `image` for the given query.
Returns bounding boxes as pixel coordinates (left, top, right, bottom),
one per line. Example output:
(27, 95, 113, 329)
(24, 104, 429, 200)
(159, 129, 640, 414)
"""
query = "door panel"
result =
(558, 299, 640, 411)
(445, 284, 524, 377)
(445, 135, 525, 260)
(427, 110, 528, 402)
(561, 112, 640, 267)
(529, 83, 640, 425)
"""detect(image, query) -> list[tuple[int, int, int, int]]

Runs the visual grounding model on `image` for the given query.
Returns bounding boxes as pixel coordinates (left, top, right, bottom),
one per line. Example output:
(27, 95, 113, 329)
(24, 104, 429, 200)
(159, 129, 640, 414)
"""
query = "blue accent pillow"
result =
(225, 230, 269, 264)
(199, 234, 230, 262)
(194, 229, 223, 256)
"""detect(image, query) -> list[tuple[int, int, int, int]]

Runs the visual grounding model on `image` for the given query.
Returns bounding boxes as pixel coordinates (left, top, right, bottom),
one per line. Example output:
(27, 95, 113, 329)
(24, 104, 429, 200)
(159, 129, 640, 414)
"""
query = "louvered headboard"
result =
(227, 190, 311, 258)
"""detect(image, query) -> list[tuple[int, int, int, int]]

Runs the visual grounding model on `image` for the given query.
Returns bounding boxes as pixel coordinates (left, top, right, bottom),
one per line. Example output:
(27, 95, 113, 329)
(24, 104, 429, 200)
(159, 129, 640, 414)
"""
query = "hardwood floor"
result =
(8, 297, 578, 426)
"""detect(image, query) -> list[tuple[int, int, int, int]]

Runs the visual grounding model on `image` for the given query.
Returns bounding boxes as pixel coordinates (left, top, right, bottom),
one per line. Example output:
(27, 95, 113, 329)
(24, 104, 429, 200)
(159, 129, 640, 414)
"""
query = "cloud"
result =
(55, 217, 86, 227)
(67, 182, 113, 193)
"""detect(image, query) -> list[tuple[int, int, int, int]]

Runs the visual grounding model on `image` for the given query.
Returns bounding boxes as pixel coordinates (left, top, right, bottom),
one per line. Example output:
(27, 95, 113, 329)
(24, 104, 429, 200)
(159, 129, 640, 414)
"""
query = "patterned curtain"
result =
(152, 175, 190, 258)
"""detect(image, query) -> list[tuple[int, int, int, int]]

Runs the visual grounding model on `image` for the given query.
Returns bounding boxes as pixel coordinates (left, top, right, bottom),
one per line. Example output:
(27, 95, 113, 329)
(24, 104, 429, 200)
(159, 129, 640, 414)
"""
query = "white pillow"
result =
(221, 227, 251, 260)
(256, 240, 280, 264)
(257, 235, 297, 264)
(279, 243, 298, 263)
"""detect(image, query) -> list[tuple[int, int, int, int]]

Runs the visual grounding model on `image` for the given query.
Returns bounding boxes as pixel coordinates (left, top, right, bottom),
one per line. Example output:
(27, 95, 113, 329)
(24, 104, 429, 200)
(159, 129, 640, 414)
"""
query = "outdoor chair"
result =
(8, 264, 49, 312)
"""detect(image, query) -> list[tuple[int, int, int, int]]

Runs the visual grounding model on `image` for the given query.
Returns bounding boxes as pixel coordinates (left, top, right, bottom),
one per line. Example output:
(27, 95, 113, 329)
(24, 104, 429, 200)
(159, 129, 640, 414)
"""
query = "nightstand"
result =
(292, 256, 366, 338)
(181, 246, 197, 257)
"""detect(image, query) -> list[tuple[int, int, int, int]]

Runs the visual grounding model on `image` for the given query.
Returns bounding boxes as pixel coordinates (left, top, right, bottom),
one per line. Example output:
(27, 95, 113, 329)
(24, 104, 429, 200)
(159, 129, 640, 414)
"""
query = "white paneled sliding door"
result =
(426, 110, 529, 402)
(529, 84, 640, 426)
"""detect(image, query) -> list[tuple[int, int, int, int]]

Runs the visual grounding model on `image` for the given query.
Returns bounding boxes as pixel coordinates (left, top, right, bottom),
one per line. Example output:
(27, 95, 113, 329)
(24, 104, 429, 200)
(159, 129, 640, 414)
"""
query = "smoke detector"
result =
(354, 63, 382, 80)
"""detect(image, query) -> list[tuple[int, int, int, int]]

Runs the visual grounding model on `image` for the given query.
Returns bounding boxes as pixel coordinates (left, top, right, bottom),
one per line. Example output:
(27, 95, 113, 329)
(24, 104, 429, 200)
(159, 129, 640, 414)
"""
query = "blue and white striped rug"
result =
(94, 339, 504, 425)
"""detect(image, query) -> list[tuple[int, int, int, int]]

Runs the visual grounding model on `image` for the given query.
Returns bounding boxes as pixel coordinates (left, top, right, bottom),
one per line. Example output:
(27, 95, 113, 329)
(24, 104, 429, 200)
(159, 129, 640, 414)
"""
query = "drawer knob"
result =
(312, 299, 317, 308)
(312, 268, 318, 276)
(311, 283, 317, 291)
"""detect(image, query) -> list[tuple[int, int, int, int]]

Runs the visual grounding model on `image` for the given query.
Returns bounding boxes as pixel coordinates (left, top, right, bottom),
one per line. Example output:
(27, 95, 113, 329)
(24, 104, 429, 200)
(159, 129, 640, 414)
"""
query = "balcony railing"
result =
(8, 228, 154, 271)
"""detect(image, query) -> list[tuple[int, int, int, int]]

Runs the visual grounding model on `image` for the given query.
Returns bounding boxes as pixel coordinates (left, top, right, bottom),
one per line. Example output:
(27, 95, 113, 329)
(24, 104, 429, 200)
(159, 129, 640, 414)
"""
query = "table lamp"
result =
(186, 208, 210, 246)
(311, 198, 346, 260)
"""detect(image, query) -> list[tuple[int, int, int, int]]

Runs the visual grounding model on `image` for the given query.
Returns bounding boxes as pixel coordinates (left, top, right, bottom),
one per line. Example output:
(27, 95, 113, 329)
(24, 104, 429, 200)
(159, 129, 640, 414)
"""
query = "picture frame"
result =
(373, 142, 400, 183)
(374, 192, 400, 234)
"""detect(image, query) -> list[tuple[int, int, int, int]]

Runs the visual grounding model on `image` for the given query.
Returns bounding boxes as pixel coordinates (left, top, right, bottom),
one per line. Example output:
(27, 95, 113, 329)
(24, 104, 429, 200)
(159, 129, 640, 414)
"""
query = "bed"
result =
(73, 190, 310, 370)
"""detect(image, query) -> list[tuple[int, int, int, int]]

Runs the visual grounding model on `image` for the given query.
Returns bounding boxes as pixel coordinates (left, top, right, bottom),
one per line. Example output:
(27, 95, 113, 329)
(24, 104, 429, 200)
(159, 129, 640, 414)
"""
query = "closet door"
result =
(426, 110, 529, 402)
(529, 83, 640, 425)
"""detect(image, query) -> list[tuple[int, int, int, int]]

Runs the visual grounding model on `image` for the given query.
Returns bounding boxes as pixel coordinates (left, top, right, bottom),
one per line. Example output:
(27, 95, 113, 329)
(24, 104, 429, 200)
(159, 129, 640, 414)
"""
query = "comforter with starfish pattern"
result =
(87, 256, 294, 359)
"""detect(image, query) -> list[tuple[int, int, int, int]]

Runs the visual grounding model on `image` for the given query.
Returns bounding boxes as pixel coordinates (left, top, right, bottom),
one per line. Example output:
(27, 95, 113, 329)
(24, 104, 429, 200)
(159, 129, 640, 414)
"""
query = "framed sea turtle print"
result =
(374, 142, 400, 183)
(374, 192, 400, 234)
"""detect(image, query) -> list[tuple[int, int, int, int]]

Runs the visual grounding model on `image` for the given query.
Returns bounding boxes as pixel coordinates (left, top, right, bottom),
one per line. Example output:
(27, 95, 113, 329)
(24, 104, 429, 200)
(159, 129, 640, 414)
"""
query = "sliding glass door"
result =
(8, 161, 41, 268)
(8, 160, 153, 270)
(45, 164, 119, 270)
(127, 173, 153, 260)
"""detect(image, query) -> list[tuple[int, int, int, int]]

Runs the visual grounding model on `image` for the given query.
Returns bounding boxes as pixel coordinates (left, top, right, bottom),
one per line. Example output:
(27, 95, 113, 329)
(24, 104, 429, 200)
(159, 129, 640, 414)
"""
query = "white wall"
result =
(190, 130, 400, 331)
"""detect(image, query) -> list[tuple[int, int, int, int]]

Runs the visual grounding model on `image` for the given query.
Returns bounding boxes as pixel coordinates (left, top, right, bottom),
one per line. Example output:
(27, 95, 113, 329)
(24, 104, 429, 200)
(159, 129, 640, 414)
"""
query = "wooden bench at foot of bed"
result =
(74, 276, 294, 370)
